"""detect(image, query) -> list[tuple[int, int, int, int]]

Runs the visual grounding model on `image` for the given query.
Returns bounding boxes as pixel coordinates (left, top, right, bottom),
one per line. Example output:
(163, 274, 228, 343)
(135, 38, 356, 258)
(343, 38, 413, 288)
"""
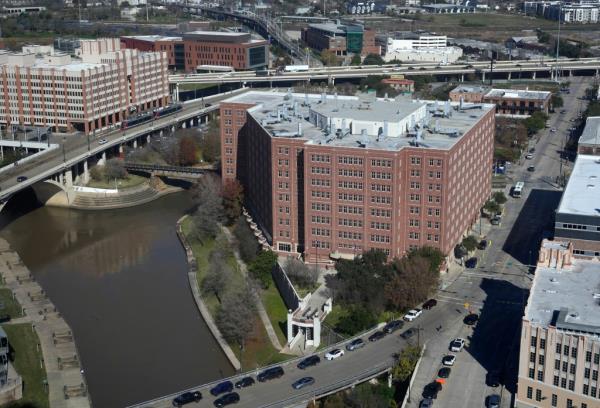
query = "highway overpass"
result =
(0, 89, 248, 208)
(169, 58, 600, 87)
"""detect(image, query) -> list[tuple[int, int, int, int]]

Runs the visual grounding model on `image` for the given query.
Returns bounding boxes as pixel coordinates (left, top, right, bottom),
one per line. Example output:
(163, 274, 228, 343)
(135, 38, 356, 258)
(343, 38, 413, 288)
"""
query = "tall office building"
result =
(220, 90, 496, 263)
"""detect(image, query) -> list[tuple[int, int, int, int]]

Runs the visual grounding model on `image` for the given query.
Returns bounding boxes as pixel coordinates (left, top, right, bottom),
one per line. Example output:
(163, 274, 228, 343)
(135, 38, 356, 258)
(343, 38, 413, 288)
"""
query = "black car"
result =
(213, 392, 240, 407)
(210, 381, 234, 396)
(486, 371, 500, 387)
(291, 376, 315, 390)
(297, 355, 320, 369)
(529, 147, 536, 153)
(234, 377, 254, 389)
(368, 331, 386, 342)
(438, 367, 451, 378)
(422, 382, 442, 399)
(257, 366, 284, 382)
(477, 240, 489, 250)
(422, 299, 437, 310)
(16, 176, 27, 182)
(527, 165, 535, 172)
(464, 313, 479, 326)
(465, 257, 478, 269)
(384, 320, 404, 334)
(172, 391, 202, 407)
(401, 328, 416, 340)
(346, 338, 365, 351)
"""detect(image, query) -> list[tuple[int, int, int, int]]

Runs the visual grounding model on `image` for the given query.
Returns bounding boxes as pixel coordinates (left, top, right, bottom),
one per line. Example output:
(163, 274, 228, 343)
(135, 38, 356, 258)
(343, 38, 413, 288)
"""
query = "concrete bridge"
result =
(0, 89, 248, 211)
(123, 162, 211, 179)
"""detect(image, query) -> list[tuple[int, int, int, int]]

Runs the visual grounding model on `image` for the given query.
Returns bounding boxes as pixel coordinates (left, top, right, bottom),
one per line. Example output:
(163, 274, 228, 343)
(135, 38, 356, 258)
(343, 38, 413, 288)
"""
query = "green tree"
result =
(462, 235, 479, 252)
(320, 49, 339, 66)
(362, 53, 384, 66)
(483, 199, 501, 215)
(523, 111, 547, 134)
(385, 255, 439, 311)
(407, 246, 444, 273)
(233, 217, 258, 263)
(551, 94, 564, 109)
(350, 54, 362, 65)
(248, 250, 277, 289)
(335, 306, 377, 336)
(89, 166, 102, 181)
(492, 191, 507, 205)
(322, 394, 345, 408)
(393, 345, 421, 382)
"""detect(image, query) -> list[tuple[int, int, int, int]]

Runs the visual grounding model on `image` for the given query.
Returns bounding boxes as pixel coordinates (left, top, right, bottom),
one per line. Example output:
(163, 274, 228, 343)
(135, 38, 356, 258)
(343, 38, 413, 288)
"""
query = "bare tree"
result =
(104, 158, 127, 180)
(284, 257, 318, 290)
(216, 284, 257, 346)
(191, 175, 224, 242)
(201, 248, 234, 303)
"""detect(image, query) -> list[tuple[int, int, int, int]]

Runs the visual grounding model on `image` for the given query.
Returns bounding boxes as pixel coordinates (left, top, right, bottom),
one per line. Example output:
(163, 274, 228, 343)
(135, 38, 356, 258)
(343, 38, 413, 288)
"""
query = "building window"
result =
(540, 339, 546, 349)
(583, 384, 589, 395)
(571, 348, 578, 358)
(553, 375, 559, 386)
(586, 351, 592, 362)
(595, 353, 600, 364)
(531, 336, 537, 347)
(551, 394, 557, 407)
(569, 364, 576, 375)
(526, 387, 533, 399)
(537, 370, 544, 381)
(562, 361, 568, 372)
(568, 380, 575, 391)
(564, 345, 569, 356)
(592, 386, 597, 397)
(567, 399, 573, 408)
(528, 368, 535, 379)
(556, 343, 562, 354)
(593, 370, 598, 381)
(585, 368, 591, 378)
(561, 378, 567, 388)
(535, 389, 542, 401)
(539, 355, 545, 365)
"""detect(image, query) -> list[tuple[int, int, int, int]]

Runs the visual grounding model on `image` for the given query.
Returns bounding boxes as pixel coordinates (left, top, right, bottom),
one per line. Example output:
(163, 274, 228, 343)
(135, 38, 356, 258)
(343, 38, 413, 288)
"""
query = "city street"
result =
(406, 76, 590, 408)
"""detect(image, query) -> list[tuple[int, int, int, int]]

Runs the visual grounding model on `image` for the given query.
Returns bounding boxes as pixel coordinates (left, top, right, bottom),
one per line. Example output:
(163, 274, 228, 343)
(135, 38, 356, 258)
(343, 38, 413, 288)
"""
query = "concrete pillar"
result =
(532, 71, 536, 79)
(119, 144, 124, 153)
(147, 135, 151, 144)
(171, 126, 175, 133)
(569, 70, 573, 77)
(160, 130, 164, 137)
(388, 372, 393, 388)
(98, 151, 107, 166)
(182, 121, 187, 129)
(507, 72, 511, 80)
(313, 317, 321, 348)
(133, 139, 138, 149)
(173, 83, 180, 102)
(204, 115, 209, 124)
(83, 160, 89, 184)
(461, 74, 464, 82)
(64, 169, 73, 188)
(286, 310, 294, 344)
(482, 71, 485, 82)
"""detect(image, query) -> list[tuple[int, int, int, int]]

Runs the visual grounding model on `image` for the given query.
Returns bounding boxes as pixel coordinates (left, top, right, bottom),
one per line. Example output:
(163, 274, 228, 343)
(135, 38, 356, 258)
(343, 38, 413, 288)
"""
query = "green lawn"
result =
(260, 284, 288, 346)
(86, 174, 148, 190)
(0, 289, 22, 319)
(3, 324, 49, 408)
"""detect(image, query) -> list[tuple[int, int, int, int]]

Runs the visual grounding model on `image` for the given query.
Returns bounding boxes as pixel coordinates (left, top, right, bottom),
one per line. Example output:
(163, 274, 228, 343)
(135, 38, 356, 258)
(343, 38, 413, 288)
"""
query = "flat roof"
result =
(183, 31, 255, 44)
(579, 116, 600, 146)
(557, 154, 600, 217)
(122, 35, 182, 42)
(526, 257, 600, 334)
(307, 23, 346, 35)
(485, 88, 551, 101)
(223, 90, 495, 152)
(451, 85, 489, 94)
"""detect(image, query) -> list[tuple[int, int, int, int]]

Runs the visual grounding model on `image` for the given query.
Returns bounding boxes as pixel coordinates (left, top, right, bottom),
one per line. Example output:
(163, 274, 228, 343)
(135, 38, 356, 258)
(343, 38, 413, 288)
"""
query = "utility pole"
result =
(555, 2, 562, 82)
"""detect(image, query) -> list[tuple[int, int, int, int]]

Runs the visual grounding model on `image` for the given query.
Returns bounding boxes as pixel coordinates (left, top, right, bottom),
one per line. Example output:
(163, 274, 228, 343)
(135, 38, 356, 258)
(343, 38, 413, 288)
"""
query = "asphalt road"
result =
(406, 76, 590, 408)
(0, 90, 246, 199)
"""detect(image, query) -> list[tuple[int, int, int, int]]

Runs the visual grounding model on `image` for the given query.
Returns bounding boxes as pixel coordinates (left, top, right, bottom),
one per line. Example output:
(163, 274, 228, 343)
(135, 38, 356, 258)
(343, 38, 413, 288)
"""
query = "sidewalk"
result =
(0, 239, 90, 408)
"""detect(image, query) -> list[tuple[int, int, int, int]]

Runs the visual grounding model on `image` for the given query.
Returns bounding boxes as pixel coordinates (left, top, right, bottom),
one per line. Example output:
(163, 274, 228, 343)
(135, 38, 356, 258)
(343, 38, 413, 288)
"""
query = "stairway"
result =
(71, 186, 161, 210)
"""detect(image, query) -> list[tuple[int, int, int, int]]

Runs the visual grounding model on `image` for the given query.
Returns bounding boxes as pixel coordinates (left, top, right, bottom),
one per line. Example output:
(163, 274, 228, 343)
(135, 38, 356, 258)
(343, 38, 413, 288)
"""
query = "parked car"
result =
(213, 392, 240, 407)
(527, 165, 535, 172)
(560, 110, 567, 114)
(525, 153, 533, 159)
(234, 377, 254, 389)
(486, 371, 500, 387)
(384, 320, 404, 333)
(422, 381, 442, 399)
(491, 215, 502, 226)
(477, 240, 489, 250)
(403, 309, 422, 322)
(529, 147, 536, 153)
(464, 313, 479, 326)
(257, 366, 284, 382)
(442, 355, 456, 366)
(401, 328, 416, 340)
(346, 338, 365, 351)
(210, 381, 234, 396)
(422, 299, 437, 310)
(291, 376, 315, 390)
(368, 331, 386, 342)
(419, 398, 434, 408)
(465, 257, 478, 269)
(325, 349, 345, 361)
(172, 391, 202, 407)
(98, 138, 108, 145)
(550, 127, 557, 132)
(16, 176, 28, 182)
(297, 355, 320, 369)
(438, 367, 451, 379)
(450, 338, 466, 352)
(487, 394, 501, 408)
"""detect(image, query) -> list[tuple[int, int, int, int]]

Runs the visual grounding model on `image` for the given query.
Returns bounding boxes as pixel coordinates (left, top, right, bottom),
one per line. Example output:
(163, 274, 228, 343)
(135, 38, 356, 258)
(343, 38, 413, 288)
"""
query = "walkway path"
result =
(220, 227, 284, 351)
(0, 239, 90, 408)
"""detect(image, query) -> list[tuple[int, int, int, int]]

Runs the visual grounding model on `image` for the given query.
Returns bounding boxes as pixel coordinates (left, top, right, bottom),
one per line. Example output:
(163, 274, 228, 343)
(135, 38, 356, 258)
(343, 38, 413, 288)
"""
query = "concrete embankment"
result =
(0, 239, 90, 408)
(70, 182, 182, 210)
(175, 215, 241, 371)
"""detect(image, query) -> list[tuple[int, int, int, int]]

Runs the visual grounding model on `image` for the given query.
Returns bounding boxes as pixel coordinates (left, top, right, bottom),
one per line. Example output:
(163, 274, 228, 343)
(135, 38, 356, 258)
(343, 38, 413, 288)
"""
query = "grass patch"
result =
(237, 316, 292, 370)
(86, 173, 148, 189)
(3, 324, 48, 408)
(260, 284, 288, 346)
(0, 289, 22, 319)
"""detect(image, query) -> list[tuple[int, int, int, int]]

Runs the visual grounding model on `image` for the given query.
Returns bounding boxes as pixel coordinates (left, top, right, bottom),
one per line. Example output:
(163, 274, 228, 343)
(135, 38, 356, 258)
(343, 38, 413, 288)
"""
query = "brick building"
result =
(120, 35, 185, 70)
(0, 38, 169, 134)
(517, 239, 600, 408)
(183, 31, 268, 71)
(577, 116, 600, 156)
(301, 23, 380, 56)
(450, 85, 552, 116)
(220, 91, 496, 264)
(553, 154, 600, 258)
(381, 77, 415, 94)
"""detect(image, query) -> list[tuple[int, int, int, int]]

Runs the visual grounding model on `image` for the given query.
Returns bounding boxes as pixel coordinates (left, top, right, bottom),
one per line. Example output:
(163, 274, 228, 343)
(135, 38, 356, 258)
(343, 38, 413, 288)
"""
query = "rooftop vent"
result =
(550, 278, 558, 283)
(593, 293, 600, 299)
(569, 312, 579, 319)
(544, 289, 557, 294)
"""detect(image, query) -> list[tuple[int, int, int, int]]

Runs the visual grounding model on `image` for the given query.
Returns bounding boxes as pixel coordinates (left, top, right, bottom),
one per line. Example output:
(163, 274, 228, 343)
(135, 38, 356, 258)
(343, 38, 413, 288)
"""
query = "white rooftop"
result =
(579, 116, 600, 147)
(557, 154, 600, 217)
(485, 88, 551, 101)
(122, 35, 182, 42)
(526, 258, 600, 334)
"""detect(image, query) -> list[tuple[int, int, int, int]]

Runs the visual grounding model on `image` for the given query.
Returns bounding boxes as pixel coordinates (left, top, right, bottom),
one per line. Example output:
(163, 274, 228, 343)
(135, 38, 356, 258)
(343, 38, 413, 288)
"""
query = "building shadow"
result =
(502, 188, 561, 266)
(465, 277, 529, 395)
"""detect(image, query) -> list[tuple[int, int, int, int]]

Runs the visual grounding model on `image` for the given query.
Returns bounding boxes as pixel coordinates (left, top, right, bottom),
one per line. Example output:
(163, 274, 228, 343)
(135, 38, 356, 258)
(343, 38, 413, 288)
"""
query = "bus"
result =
(512, 182, 525, 198)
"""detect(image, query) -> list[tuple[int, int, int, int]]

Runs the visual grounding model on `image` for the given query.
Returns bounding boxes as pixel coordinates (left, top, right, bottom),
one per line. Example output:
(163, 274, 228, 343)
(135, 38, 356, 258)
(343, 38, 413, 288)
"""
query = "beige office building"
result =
(517, 239, 600, 408)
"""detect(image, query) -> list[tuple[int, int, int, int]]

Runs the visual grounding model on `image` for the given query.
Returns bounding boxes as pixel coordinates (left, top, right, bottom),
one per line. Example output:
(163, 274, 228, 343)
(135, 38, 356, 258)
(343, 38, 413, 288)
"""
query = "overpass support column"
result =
(532, 71, 536, 80)
(147, 135, 151, 144)
(388, 372, 393, 388)
(98, 151, 107, 166)
(63, 169, 73, 188)
(182, 121, 187, 129)
(133, 139, 138, 149)
(204, 115, 209, 124)
(507, 72, 511, 81)
(83, 160, 89, 184)
(569, 70, 572, 77)
(119, 144, 124, 154)
(460, 74, 464, 82)
(173, 83, 180, 102)
(328, 76, 335, 86)
(482, 71, 485, 83)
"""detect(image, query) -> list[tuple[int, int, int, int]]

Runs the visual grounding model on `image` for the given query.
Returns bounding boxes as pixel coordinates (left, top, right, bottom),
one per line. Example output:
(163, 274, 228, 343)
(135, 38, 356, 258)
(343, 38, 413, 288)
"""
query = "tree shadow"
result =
(502, 188, 561, 266)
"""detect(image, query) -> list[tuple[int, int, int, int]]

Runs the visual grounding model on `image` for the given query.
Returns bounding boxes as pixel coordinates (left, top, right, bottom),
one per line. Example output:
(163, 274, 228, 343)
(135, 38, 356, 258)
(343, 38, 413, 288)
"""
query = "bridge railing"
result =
(123, 162, 206, 174)
(126, 322, 388, 407)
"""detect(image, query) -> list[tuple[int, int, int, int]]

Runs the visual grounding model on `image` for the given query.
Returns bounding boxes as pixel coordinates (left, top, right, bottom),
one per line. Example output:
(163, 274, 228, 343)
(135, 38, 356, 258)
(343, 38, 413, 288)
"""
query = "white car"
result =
(442, 355, 456, 366)
(403, 309, 423, 322)
(450, 338, 466, 352)
(525, 153, 533, 159)
(325, 349, 345, 361)
(98, 139, 108, 145)
(550, 128, 557, 132)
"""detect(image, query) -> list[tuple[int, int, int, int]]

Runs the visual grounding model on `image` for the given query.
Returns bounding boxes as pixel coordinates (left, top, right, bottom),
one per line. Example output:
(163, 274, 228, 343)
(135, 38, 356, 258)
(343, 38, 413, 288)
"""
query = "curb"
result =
(175, 215, 241, 371)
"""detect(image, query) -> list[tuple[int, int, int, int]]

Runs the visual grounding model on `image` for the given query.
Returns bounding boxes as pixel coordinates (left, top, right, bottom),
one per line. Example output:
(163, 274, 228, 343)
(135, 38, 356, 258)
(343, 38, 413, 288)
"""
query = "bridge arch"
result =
(30, 179, 74, 207)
